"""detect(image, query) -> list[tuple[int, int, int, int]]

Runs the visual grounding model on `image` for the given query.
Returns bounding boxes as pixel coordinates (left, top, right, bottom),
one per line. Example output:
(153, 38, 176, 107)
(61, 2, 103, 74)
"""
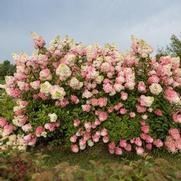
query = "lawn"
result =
(1, 144, 181, 181)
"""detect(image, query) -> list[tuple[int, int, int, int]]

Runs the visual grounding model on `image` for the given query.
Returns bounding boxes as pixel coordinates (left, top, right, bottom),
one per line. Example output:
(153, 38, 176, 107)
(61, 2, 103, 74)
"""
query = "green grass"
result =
(1, 144, 181, 181)
(31, 146, 181, 181)
(34, 143, 180, 168)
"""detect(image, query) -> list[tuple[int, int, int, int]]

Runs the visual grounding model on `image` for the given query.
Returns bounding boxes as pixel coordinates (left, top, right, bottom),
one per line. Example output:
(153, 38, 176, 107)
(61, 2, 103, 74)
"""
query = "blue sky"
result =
(0, 0, 181, 62)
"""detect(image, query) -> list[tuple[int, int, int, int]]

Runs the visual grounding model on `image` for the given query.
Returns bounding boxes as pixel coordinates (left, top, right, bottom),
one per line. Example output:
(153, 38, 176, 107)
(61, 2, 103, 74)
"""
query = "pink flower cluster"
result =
(0, 33, 181, 155)
(0, 117, 14, 137)
(70, 110, 109, 153)
(172, 111, 181, 123)
(107, 120, 163, 156)
(165, 128, 181, 153)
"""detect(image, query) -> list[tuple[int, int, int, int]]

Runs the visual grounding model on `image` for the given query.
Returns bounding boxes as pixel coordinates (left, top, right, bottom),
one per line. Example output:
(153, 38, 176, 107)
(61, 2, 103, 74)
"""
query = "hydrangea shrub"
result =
(0, 33, 181, 155)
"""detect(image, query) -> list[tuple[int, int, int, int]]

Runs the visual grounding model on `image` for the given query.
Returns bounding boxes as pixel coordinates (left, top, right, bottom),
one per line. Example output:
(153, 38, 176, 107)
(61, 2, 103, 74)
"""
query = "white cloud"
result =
(121, 4, 181, 51)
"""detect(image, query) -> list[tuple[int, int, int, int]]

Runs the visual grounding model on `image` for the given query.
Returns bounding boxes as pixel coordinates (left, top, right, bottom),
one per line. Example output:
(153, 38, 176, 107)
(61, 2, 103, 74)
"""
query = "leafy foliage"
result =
(103, 113, 141, 142)
(0, 90, 15, 121)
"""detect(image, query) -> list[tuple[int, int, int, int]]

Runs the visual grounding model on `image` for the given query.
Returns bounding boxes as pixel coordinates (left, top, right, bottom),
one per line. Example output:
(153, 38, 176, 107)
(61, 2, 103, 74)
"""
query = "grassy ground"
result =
(1, 144, 181, 181)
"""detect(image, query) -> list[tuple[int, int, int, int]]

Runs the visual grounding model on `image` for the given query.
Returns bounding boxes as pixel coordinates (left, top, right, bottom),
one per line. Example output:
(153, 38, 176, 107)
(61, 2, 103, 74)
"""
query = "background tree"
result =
(157, 34, 181, 59)
(0, 60, 15, 83)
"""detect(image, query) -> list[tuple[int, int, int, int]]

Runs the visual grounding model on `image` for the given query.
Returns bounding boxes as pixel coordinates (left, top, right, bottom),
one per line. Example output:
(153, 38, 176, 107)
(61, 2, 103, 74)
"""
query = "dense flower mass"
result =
(0, 33, 181, 156)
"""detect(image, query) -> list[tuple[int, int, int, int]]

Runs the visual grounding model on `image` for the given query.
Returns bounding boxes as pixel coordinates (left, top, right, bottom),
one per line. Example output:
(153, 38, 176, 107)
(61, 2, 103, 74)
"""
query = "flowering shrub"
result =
(0, 33, 181, 156)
